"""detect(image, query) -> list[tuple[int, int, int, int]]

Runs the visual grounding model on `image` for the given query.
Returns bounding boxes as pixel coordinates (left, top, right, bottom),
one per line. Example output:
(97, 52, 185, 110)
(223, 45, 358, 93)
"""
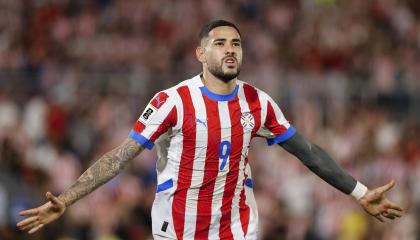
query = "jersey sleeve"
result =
(128, 91, 177, 150)
(257, 93, 296, 145)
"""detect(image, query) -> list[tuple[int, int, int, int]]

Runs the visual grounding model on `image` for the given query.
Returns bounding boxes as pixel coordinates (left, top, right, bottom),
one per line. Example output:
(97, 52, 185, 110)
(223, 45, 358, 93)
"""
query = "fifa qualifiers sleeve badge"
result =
(139, 105, 157, 124)
(143, 108, 154, 120)
(139, 92, 169, 124)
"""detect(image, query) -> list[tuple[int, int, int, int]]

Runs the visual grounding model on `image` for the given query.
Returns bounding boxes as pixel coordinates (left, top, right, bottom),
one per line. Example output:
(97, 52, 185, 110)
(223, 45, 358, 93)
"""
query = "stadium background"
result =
(0, 0, 419, 239)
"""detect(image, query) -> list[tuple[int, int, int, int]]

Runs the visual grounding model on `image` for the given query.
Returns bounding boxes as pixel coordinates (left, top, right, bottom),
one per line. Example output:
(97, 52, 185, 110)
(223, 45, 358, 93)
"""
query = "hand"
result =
(358, 180, 403, 222)
(17, 192, 66, 234)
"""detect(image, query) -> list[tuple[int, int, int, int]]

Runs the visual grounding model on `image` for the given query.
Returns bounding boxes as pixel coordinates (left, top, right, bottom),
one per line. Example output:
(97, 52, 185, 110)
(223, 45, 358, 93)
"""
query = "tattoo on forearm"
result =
(58, 138, 144, 207)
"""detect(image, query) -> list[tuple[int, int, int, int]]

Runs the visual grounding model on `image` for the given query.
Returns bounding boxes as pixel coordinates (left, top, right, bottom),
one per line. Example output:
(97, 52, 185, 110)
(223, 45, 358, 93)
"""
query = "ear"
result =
(196, 46, 206, 63)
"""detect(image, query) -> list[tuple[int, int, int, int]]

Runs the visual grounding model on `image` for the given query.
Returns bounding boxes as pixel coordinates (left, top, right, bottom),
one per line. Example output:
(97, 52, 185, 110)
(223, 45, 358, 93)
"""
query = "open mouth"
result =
(224, 57, 237, 67)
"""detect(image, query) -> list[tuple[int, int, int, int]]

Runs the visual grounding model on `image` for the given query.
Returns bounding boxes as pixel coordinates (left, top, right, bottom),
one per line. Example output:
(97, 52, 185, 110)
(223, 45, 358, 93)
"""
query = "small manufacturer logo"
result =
(196, 118, 208, 128)
(241, 112, 255, 131)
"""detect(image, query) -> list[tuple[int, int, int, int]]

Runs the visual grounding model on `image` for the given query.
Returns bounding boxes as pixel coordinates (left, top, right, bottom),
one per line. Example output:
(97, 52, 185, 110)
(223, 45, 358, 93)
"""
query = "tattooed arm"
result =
(17, 138, 144, 234)
(58, 138, 144, 207)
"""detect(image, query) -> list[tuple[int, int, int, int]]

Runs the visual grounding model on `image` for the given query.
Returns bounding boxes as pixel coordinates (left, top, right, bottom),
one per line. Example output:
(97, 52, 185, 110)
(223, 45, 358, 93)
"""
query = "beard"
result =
(208, 61, 241, 83)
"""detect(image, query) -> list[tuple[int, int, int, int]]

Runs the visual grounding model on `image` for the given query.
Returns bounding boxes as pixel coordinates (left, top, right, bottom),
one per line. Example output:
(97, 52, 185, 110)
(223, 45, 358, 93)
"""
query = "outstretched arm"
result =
(279, 131, 403, 221)
(58, 138, 144, 207)
(279, 132, 356, 194)
(17, 138, 144, 233)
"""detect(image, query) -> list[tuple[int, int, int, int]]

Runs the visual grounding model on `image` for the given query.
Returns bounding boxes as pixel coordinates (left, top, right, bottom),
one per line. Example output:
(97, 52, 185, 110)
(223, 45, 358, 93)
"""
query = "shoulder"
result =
(237, 80, 271, 101)
(161, 76, 200, 95)
(151, 76, 199, 107)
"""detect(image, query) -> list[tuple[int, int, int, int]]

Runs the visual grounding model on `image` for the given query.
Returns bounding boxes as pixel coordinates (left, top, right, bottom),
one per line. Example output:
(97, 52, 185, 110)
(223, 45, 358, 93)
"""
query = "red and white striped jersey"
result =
(129, 74, 296, 240)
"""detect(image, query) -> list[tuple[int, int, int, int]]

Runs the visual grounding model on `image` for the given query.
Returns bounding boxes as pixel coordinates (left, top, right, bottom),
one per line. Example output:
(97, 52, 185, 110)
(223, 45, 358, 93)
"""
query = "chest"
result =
(180, 97, 260, 148)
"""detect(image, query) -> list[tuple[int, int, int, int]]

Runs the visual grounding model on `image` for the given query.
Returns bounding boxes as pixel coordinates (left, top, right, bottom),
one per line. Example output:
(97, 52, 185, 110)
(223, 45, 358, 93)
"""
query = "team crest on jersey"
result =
(241, 112, 255, 131)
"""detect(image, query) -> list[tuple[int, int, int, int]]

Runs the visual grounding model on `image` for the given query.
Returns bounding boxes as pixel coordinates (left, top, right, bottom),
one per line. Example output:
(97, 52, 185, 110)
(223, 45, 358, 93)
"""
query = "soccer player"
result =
(17, 20, 403, 239)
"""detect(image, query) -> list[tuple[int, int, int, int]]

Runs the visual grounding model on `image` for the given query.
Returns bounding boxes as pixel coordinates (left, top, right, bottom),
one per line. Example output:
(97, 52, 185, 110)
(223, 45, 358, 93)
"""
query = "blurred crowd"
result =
(0, 0, 419, 239)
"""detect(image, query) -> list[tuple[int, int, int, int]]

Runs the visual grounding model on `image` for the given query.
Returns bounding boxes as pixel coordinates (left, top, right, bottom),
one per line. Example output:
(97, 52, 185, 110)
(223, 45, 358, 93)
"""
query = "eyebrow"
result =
(213, 38, 241, 42)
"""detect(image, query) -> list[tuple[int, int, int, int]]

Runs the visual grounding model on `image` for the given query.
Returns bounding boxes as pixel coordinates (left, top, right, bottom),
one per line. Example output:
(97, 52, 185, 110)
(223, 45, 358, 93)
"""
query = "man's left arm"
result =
(279, 131, 404, 222)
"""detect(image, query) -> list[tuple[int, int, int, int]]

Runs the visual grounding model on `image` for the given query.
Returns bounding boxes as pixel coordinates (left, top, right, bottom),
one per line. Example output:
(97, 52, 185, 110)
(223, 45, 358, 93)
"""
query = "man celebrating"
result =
(18, 20, 403, 239)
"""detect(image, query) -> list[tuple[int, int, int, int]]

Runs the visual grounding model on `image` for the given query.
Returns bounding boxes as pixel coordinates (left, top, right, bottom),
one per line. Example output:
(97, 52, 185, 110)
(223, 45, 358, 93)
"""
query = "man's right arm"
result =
(17, 137, 144, 234)
(59, 137, 144, 207)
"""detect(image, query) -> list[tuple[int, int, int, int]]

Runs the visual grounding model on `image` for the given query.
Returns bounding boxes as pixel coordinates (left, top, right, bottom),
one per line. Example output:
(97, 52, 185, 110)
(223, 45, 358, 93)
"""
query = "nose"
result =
(225, 44, 235, 56)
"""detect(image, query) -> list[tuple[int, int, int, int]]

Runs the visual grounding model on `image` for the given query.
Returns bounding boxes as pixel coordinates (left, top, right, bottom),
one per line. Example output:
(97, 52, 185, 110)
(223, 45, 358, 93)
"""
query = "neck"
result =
(201, 70, 237, 95)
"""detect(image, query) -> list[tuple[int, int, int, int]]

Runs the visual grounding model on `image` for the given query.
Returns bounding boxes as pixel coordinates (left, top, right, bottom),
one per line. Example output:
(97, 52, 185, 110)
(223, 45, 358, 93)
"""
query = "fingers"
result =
(386, 201, 404, 212)
(384, 209, 403, 218)
(19, 208, 39, 217)
(28, 223, 44, 234)
(377, 180, 395, 194)
(383, 213, 395, 220)
(17, 192, 64, 234)
(19, 220, 39, 231)
(46, 192, 59, 205)
(17, 216, 38, 229)
(367, 180, 396, 201)
(375, 207, 403, 222)
(374, 214, 385, 223)
(17, 216, 43, 233)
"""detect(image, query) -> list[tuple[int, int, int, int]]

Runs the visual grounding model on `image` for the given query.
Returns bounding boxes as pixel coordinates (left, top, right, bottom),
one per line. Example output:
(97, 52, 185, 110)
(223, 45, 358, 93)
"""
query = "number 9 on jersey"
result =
(218, 141, 231, 171)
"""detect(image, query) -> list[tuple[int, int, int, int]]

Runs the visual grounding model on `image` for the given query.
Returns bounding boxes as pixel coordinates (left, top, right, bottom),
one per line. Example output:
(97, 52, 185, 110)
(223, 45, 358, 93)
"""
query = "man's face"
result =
(198, 26, 243, 82)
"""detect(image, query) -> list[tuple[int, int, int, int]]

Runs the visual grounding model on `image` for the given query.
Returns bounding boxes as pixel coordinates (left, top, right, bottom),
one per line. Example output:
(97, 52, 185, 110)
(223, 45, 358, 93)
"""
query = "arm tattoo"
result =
(58, 138, 144, 207)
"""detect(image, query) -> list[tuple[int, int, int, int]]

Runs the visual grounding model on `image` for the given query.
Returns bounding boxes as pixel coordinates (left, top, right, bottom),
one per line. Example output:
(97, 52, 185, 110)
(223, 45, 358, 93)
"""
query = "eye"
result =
(215, 42, 224, 46)
(233, 42, 241, 47)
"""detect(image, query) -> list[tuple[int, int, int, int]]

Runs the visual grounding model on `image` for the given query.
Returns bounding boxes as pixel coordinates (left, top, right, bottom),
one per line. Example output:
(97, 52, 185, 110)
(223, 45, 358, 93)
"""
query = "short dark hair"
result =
(198, 20, 241, 44)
